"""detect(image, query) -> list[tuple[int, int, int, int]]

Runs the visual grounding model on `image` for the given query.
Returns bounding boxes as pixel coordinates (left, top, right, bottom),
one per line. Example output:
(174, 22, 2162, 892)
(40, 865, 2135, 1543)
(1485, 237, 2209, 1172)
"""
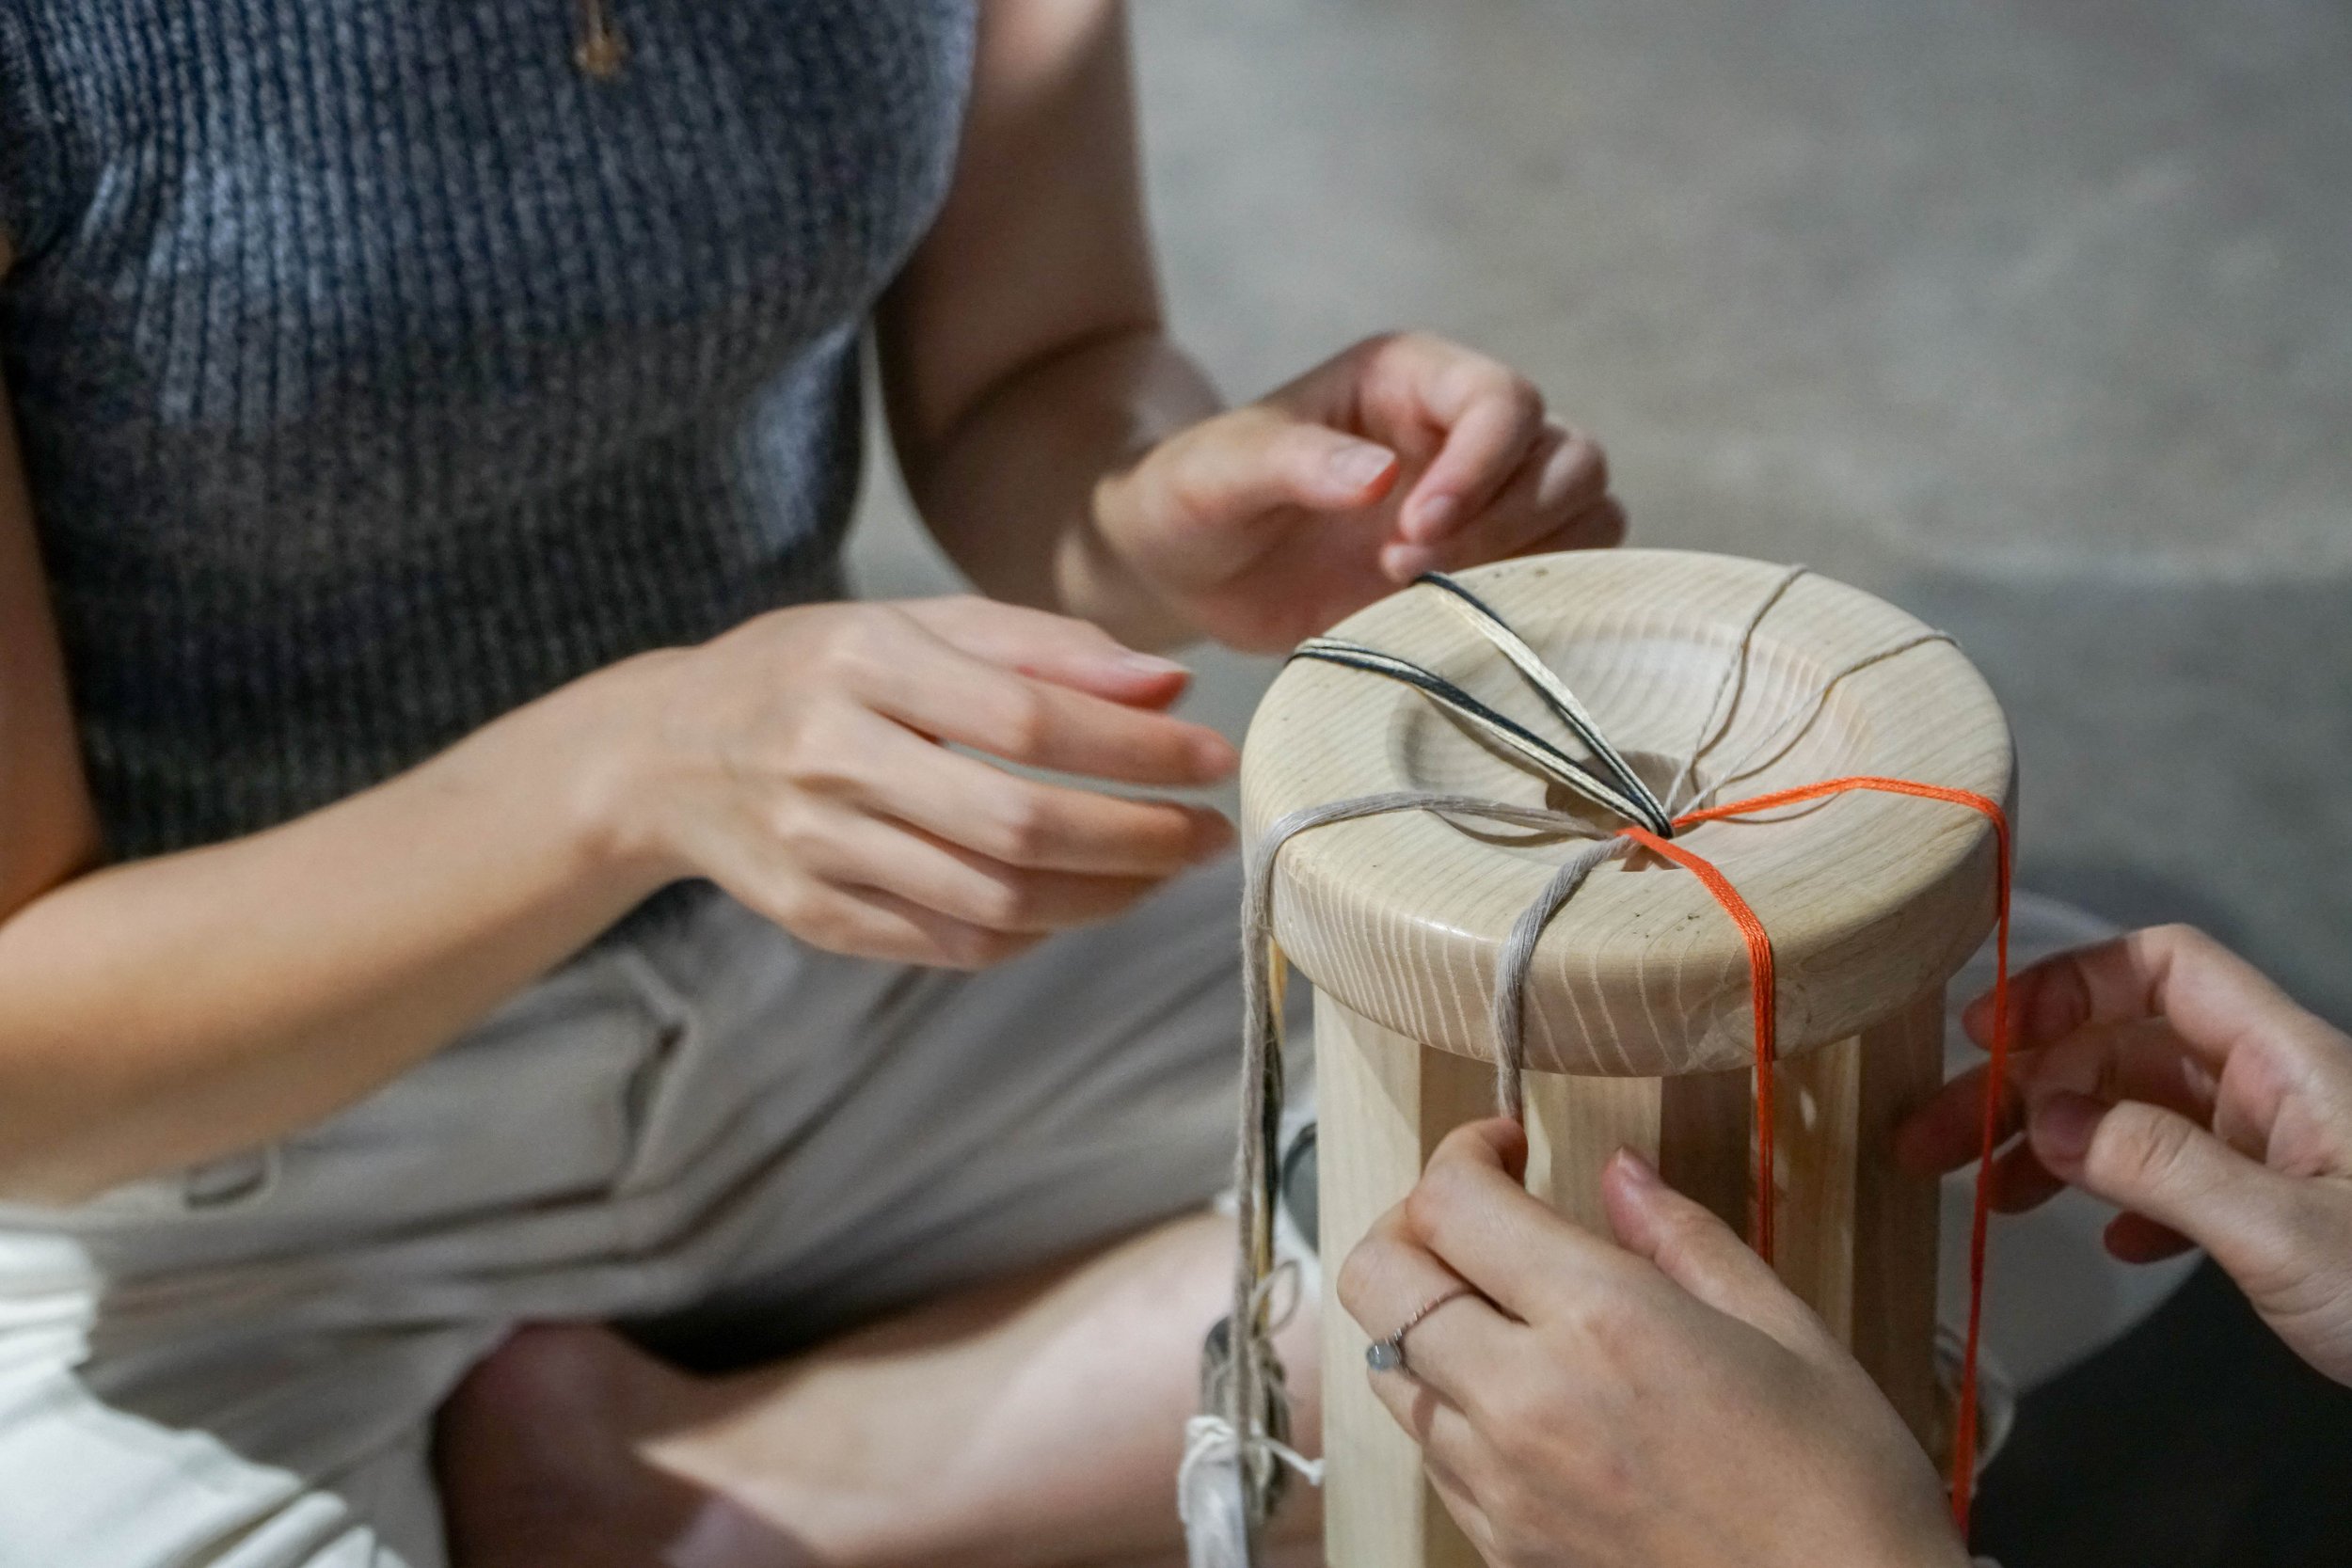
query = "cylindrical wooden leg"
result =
(1317, 996, 1488, 1568)
(1317, 987, 1948, 1567)
(1523, 1064, 1750, 1234)
(1848, 985, 1947, 1447)
(1770, 984, 1946, 1446)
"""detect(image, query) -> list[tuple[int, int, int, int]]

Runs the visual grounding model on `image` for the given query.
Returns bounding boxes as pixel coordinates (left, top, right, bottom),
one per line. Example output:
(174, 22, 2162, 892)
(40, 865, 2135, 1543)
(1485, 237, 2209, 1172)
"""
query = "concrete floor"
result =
(845, 5, 2352, 1561)
(851, 0, 2352, 1030)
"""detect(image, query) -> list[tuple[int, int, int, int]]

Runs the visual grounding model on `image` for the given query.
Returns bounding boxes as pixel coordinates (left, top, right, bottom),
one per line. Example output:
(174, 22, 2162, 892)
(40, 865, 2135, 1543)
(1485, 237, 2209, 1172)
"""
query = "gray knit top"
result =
(0, 1, 975, 859)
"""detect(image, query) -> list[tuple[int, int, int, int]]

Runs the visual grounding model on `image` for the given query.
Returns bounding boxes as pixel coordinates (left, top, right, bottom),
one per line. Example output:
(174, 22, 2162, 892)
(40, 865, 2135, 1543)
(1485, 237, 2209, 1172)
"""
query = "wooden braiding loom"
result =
(1220, 549, 2011, 1566)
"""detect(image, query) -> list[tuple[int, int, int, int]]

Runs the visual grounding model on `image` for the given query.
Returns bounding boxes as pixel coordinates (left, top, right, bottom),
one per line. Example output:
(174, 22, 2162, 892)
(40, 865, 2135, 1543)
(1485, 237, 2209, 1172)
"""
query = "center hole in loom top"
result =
(1543, 750, 1695, 872)
(1537, 748, 1694, 821)
(1438, 747, 1704, 868)
(1383, 622, 1862, 868)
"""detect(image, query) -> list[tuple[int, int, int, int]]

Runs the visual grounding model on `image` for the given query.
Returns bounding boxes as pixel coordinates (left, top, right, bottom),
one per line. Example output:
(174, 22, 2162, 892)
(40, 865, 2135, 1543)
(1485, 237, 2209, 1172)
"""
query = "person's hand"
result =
(1338, 1120, 1969, 1568)
(1899, 924, 2352, 1385)
(579, 595, 1237, 969)
(1091, 333, 1626, 652)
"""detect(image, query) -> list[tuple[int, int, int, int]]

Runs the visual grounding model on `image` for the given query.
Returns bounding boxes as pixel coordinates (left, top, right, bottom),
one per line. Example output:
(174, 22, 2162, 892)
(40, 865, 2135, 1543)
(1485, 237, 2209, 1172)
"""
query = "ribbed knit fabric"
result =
(0, 0, 976, 858)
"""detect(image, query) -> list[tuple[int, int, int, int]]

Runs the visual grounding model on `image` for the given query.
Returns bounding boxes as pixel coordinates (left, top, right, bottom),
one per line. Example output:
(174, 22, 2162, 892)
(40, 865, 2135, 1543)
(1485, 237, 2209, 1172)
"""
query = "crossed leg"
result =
(437, 1211, 1324, 1568)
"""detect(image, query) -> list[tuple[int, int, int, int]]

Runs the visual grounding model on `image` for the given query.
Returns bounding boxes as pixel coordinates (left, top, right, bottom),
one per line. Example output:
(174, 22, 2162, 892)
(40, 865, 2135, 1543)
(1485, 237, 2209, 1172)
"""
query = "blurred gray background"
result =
(852, 0, 2352, 1033)
(850, 4, 2352, 1561)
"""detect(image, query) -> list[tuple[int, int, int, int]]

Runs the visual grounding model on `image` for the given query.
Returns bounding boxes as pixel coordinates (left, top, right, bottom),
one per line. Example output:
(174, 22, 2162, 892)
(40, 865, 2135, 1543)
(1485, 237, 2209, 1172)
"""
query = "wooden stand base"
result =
(1315, 990, 1944, 1568)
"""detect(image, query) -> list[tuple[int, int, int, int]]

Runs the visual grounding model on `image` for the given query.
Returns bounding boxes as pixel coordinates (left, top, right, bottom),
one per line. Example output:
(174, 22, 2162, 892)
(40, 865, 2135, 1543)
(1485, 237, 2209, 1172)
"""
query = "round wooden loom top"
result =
(1240, 549, 2014, 1077)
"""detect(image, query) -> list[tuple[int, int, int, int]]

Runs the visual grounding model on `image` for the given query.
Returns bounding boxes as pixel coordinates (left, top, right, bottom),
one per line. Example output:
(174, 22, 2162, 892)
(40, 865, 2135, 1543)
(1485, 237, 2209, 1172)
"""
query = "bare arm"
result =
(0, 230, 1231, 1201)
(0, 0, 1617, 1200)
(878, 0, 1216, 647)
(0, 352, 671, 1201)
(881, 2, 1627, 656)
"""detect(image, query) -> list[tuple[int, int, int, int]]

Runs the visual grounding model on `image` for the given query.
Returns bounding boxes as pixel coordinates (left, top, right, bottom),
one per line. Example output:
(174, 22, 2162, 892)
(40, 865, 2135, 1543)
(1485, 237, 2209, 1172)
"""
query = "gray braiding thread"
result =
(1665, 563, 1810, 816)
(1683, 629, 1957, 814)
(1227, 790, 1611, 1513)
(1486, 833, 1633, 1119)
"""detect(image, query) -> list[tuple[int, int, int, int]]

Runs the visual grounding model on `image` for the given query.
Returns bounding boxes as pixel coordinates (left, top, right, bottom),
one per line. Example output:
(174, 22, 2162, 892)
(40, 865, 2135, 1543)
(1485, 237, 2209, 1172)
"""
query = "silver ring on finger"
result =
(1366, 1284, 1476, 1375)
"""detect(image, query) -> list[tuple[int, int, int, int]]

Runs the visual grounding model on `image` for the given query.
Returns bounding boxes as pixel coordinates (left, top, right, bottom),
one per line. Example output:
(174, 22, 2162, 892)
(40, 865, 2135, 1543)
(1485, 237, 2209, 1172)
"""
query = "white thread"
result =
(1178, 1416, 1326, 1514)
(1177, 1416, 1326, 1568)
(1294, 638, 1663, 830)
(1421, 577, 1671, 829)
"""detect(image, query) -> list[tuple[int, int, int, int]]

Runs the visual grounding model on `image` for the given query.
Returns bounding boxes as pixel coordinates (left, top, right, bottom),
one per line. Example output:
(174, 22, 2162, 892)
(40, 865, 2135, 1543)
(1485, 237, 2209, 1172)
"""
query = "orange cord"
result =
(1620, 775, 2012, 1533)
(1616, 822, 1781, 1262)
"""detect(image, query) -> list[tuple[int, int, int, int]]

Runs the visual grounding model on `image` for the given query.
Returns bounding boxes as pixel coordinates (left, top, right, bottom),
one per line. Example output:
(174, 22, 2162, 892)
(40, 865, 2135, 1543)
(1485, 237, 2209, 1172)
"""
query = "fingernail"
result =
(1381, 542, 1436, 580)
(1193, 812, 1239, 858)
(1193, 735, 1240, 779)
(1329, 442, 1394, 492)
(2030, 1091, 2106, 1163)
(1113, 651, 1189, 679)
(1406, 493, 1458, 542)
(1610, 1148, 1661, 1189)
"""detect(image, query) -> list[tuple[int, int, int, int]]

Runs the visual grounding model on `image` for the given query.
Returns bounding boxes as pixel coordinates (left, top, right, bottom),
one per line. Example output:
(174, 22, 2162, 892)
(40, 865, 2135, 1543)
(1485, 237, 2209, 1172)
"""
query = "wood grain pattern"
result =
(1775, 1033, 1862, 1339)
(1246, 553, 2003, 1566)
(1524, 1072, 1661, 1232)
(1317, 996, 1490, 1568)
(1241, 550, 2012, 1074)
(1848, 987, 1947, 1448)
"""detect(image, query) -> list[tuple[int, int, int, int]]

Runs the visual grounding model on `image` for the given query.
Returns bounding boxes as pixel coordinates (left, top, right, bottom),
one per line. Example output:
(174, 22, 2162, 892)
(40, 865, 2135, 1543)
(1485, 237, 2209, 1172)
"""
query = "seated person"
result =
(1340, 924, 2352, 1567)
(0, 4, 1616, 1562)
